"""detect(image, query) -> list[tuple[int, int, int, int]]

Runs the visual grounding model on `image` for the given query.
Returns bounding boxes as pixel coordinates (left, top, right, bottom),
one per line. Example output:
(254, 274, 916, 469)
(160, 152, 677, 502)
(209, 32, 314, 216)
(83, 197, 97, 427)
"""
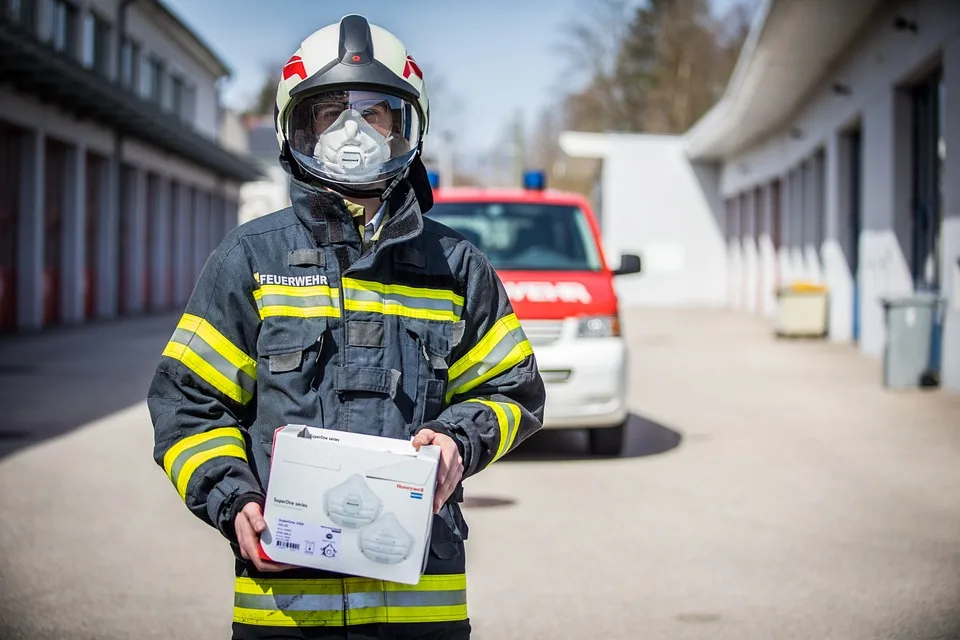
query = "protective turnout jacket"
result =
(148, 176, 545, 629)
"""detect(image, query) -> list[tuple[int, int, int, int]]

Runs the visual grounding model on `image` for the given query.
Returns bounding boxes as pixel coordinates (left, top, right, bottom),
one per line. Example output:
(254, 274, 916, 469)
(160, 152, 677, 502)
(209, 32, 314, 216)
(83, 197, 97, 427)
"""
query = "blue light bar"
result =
(522, 170, 546, 191)
(427, 170, 441, 189)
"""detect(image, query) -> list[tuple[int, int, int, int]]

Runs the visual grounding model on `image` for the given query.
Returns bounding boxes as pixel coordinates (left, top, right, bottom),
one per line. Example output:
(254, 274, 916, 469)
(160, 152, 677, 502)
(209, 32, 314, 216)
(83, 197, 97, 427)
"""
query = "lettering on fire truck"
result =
(503, 281, 593, 304)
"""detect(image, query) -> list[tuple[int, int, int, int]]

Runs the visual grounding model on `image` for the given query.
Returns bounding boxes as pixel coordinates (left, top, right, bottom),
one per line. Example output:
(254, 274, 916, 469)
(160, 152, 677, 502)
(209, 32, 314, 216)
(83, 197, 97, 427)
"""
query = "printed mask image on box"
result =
(324, 474, 383, 528)
(359, 512, 415, 565)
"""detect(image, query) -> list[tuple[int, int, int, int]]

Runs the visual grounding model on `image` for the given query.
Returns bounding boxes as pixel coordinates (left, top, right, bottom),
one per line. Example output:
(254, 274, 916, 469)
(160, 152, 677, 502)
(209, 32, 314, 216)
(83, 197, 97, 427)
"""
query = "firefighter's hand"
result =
(235, 502, 295, 572)
(412, 428, 463, 514)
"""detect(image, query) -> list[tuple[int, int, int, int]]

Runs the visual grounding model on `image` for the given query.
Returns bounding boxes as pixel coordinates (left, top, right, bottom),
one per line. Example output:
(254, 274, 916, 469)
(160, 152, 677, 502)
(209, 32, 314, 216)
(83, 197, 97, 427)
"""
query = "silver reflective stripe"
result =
(234, 593, 344, 612)
(168, 435, 245, 486)
(257, 293, 339, 310)
(447, 325, 528, 392)
(344, 287, 463, 317)
(171, 329, 256, 398)
(347, 589, 468, 610)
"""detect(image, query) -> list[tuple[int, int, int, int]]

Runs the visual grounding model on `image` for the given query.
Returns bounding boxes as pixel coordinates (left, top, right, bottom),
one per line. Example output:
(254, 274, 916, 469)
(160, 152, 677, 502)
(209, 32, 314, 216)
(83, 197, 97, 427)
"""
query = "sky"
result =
(164, 0, 747, 165)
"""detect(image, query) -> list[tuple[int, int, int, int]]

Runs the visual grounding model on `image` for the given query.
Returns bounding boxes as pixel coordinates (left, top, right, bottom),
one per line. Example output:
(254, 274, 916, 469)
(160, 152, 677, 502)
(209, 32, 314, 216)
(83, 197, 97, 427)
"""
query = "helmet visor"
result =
(286, 90, 423, 186)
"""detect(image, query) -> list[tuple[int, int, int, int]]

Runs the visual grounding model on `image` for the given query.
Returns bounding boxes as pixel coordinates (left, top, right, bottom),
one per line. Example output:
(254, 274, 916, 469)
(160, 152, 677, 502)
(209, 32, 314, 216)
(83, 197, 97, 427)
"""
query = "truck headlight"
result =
(576, 315, 620, 338)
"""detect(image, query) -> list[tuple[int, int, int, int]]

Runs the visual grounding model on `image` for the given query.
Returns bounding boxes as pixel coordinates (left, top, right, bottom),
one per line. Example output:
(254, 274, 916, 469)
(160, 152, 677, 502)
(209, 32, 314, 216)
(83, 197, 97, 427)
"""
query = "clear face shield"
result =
(286, 90, 423, 188)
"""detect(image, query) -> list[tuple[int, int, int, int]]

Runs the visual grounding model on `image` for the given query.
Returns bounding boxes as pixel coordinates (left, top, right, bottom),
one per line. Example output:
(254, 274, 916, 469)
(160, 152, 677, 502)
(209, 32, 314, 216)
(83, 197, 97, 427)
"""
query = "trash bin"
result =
(775, 282, 829, 338)
(881, 293, 947, 388)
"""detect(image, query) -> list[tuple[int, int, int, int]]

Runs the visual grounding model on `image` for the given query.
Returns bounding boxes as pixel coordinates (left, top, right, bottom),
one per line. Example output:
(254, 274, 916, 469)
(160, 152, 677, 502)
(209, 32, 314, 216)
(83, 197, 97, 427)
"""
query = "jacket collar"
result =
(289, 177, 424, 257)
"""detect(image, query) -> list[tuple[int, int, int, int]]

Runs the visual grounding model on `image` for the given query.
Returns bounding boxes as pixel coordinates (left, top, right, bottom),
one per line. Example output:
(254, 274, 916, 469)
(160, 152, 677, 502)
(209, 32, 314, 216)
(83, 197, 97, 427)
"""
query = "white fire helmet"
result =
(274, 15, 430, 196)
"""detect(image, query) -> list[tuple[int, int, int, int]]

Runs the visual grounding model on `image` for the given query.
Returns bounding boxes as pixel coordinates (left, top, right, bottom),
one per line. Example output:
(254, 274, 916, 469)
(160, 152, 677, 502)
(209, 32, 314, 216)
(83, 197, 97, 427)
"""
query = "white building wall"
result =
(117, 0, 223, 138)
(560, 133, 728, 308)
(758, 184, 778, 317)
(714, 0, 960, 382)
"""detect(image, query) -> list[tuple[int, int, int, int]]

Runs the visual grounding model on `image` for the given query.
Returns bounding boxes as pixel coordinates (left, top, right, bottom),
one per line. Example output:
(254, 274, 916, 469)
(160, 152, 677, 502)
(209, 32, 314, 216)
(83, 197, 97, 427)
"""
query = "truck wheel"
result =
(588, 422, 625, 456)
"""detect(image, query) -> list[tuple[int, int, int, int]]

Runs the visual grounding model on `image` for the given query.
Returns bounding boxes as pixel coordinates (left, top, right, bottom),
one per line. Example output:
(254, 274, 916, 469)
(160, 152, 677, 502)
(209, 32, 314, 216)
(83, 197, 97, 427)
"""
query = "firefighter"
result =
(147, 14, 545, 640)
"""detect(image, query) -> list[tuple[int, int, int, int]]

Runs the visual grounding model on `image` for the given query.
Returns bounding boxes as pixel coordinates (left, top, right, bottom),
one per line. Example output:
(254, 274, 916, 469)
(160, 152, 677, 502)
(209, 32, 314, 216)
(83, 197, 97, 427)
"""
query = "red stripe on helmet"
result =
(282, 55, 306, 81)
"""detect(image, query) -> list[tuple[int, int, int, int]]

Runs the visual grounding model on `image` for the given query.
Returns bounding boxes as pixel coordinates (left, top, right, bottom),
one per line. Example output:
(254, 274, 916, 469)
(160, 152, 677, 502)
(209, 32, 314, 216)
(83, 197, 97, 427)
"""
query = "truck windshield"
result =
(427, 202, 603, 271)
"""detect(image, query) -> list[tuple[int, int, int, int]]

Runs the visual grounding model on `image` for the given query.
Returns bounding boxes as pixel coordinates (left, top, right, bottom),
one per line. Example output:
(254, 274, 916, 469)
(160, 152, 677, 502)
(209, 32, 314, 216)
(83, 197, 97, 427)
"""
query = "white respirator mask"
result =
(358, 512, 414, 565)
(312, 108, 393, 183)
(323, 474, 382, 529)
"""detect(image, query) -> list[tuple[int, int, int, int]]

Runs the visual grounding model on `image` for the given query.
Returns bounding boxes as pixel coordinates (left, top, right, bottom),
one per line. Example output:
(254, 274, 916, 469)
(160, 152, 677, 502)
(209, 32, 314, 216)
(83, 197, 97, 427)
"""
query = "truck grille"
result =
(520, 319, 564, 346)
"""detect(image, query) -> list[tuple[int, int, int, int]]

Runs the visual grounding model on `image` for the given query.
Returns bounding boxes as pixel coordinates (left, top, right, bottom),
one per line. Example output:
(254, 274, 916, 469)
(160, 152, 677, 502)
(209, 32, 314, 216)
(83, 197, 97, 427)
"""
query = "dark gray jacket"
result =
(148, 177, 545, 551)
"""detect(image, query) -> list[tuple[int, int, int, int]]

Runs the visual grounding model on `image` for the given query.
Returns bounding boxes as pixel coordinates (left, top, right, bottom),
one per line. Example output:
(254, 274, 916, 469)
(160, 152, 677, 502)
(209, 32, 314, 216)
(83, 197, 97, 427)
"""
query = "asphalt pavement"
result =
(1, 309, 959, 639)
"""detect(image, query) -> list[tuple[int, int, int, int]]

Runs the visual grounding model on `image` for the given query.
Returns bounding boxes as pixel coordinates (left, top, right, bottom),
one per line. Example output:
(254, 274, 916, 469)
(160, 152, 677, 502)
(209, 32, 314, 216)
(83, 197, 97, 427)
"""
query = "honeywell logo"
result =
(397, 483, 425, 492)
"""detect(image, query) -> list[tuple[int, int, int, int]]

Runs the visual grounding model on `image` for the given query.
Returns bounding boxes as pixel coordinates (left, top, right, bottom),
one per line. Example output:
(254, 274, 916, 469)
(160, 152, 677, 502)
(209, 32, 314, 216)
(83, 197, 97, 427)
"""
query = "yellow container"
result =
(775, 282, 829, 338)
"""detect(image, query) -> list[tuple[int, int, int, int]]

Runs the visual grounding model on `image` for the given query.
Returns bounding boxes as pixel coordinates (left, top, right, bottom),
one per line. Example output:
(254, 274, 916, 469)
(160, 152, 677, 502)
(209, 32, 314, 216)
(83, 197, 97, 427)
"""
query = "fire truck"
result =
(427, 171, 642, 455)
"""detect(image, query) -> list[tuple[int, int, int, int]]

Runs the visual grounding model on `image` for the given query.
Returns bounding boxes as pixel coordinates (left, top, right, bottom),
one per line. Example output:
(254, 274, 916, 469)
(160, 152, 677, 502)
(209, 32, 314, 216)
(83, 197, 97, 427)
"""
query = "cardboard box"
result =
(259, 425, 440, 585)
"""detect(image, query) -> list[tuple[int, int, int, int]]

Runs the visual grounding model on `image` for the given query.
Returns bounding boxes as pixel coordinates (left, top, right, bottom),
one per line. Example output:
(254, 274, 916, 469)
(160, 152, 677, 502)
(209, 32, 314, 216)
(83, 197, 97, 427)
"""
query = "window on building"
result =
(12, 0, 36, 32)
(184, 84, 197, 124)
(911, 67, 944, 291)
(143, 55, 164, 104)
(171, 74, 184, 118)
(120, 37, 140, 89)
(50, 0, 79, 57)
(82, 11, 112, 75)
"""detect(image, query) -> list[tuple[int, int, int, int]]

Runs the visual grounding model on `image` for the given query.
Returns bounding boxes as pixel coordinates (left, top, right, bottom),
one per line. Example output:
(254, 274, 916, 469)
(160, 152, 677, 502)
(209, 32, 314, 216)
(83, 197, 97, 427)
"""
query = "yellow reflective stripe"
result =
(348, 604, 469, 624)
(253, 284, 341, 319)
(233, 574, 468, 627)
(466, 399, 521, 462)
(343, 299, 459, 322)
(162, 342, 252, 405)
(175, 444, 246, 500)
(162, 427, 247, 501)
(178, 314, 257, 380)
(234, 577, 342, 596)
(253, 284, 338, 298)
(342, 277, 463, 322)
(448, 314, 521, 381)
(342, 278, 465, 306)
(258, 305, 341, 319)
(347, 574, 467, 592)
(446, 314, 533, 402)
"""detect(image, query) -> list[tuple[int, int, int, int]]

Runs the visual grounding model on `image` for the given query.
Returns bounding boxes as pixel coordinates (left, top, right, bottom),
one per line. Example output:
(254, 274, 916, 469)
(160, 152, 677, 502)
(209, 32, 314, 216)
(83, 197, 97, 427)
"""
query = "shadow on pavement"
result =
(504, 413, 683, 462)
(0, 313, 180, 461)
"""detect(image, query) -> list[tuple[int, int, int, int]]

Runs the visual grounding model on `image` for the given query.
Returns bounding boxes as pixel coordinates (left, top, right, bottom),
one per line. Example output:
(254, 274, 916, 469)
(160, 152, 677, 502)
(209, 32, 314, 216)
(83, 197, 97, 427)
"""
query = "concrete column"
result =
(728, 196, 742, 309)
(207, 193, 219, 255)
(150, 174, 169, 311)
(860, 88, 915, 359)
(193, 190, 208, 285)
(777, 173, 792, 288)
(823, 132, 853, 343)
(788, 168, 804, 282)
(173, 184, 192, 305)
(97, 152, 119, 318)
(742, 191, 759, 314)
(940, 36, 960, 392)
(759, 184, 778, 317)
(17, 128, 44, 331)
(62, 142, 87, 324)
(800, 159, 820, 283)
(129, 167, 147, 313)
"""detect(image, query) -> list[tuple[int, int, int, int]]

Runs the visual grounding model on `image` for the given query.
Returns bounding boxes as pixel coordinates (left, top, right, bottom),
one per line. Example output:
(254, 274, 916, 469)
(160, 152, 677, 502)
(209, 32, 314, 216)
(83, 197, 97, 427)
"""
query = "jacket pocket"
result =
(254, 316, 328, 435)
(257, 316, 328, 366)
(402, 319, 456, 425)
(429, 502, 469, 561)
